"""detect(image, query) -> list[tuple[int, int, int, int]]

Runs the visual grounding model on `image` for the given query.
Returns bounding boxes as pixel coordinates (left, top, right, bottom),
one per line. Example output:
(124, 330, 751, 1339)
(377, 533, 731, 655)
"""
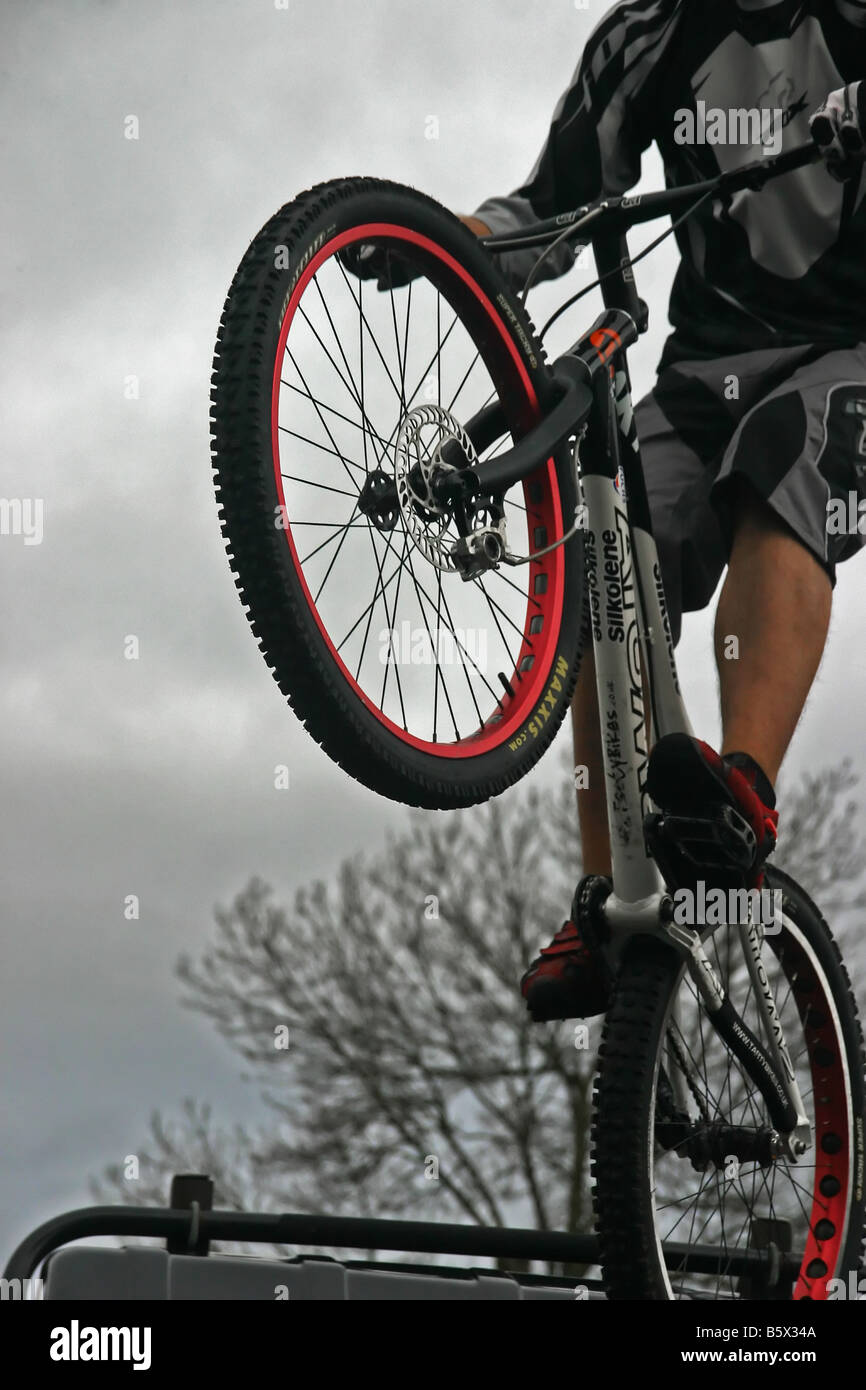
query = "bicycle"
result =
(209, 140, 866, 1299)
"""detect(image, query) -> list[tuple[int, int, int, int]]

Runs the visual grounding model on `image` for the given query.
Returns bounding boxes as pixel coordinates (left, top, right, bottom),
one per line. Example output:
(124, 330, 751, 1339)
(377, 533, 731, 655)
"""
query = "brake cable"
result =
(521, 186, 718, 343)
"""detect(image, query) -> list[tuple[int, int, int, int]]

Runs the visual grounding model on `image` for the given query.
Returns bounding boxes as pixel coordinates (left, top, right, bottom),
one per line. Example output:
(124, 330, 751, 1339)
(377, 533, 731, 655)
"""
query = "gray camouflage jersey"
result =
(471, 0, 866, 369)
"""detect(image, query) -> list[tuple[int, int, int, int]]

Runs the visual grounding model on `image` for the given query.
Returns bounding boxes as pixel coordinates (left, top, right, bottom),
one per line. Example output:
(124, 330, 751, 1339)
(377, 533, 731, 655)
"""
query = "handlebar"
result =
(480, 141, 824, 256)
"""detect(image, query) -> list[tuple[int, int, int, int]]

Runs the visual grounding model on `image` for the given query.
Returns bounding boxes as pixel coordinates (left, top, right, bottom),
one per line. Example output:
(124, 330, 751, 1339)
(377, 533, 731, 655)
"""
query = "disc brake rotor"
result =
(394, 404, 478, 572)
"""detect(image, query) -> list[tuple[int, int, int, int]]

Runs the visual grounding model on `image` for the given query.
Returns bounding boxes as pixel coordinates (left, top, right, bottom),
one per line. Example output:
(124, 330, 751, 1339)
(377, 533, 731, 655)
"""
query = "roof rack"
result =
(4, 1172, 799, 1299)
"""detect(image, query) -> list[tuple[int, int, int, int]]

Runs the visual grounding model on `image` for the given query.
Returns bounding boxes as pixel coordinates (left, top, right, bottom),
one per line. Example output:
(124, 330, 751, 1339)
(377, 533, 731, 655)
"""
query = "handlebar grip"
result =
(809, 111, 835, 148)
(839, 117, 865, 156)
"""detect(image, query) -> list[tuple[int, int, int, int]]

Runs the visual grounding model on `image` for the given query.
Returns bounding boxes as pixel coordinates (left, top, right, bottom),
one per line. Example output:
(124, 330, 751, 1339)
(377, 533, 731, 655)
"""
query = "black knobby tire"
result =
(210, 177, 585, 808)
(591, 865, 866, 1300)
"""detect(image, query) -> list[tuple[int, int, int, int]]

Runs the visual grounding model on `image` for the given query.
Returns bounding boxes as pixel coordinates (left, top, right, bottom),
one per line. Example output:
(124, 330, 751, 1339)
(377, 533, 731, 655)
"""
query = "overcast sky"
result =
(3, 0, 866, 1265)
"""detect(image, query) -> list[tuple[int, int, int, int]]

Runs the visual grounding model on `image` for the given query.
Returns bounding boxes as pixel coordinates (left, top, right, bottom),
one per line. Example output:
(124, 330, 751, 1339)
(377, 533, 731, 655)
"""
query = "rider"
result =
(459, 0, 866, 1021)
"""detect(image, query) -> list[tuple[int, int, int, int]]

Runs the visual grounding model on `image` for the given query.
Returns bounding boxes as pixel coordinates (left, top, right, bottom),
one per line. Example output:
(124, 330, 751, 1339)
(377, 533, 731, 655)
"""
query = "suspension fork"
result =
(663, 912, 812, 1159)
(737, 912, 812, 1155)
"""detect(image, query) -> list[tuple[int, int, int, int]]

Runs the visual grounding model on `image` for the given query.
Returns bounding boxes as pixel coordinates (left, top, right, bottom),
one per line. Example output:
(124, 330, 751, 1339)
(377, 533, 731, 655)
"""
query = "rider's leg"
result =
(574, 482, 831, 892)
(520, 658, 614, 1022)
(715, 479, 832, 785)
(526, 635, 654, 1020)
(646, 480, 831, 883)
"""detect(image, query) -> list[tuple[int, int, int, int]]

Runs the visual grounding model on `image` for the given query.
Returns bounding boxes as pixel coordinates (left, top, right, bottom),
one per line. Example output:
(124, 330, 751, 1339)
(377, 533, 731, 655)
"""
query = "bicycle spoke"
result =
(486, 564, 542, 607)
(335, 256, 419, 409)
(308, 274, 374, 434)
(291, 518, 370, 528)
(312, 501, 362, 606)
(354, 524, 407, 727)
(470, 580, 535, 647)
(372, 524, 410, 728)
(284, 353, 368, 490)
(270, 231, 563, 752)
(446, 346, 484, 415)
(294, 301, 379, 460)
(280, 473, 358, 499)
(402, 307, 463, 414)
(649, 912, 847, 1300)
(376, 524, 460, 739)
(280, 379, 393, 454)
(277, 425, 368, 476)
(299, 518, 368, 567)
(335, 557, 406, 653)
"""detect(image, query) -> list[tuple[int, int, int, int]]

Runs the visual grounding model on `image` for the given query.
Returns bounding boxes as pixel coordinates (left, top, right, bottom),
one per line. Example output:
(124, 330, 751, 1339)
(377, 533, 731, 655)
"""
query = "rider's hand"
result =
(337, 242, 420, 291)
(809, 81, 866, 182)
(338, 215, 491, 290)
(458, 215, 492, 237)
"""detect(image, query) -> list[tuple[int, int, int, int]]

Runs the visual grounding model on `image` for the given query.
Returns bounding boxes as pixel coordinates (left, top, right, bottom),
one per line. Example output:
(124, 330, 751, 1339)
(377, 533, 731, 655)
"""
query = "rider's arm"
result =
(460, 0, 679, 289)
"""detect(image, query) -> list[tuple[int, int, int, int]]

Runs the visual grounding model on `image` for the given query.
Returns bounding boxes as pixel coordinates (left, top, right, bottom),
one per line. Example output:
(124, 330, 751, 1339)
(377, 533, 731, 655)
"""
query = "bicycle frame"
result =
(569, 307, 688, 906)
(446, 142, 825, 1153)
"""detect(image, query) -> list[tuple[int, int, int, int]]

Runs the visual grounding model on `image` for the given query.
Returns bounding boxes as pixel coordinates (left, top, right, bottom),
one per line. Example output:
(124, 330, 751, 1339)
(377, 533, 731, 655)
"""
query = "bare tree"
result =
(89, 1100, 268, 1214)
(91, 756, 866, 1267)
(776, 758, 866, 927)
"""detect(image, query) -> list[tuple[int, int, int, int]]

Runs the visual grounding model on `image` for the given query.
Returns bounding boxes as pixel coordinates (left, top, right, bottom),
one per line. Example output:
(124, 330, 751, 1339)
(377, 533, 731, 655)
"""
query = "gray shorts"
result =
(637, 342, 866, 644)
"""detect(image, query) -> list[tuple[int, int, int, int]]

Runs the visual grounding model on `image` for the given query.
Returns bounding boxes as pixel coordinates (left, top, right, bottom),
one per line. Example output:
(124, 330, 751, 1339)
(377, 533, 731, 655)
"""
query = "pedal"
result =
(644, 805, 757, 882)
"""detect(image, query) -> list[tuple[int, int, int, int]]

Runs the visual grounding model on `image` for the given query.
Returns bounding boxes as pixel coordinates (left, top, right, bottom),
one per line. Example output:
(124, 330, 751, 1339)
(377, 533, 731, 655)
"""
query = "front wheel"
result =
(210, 177, 585, 808)
(591, 866, 866, 1300)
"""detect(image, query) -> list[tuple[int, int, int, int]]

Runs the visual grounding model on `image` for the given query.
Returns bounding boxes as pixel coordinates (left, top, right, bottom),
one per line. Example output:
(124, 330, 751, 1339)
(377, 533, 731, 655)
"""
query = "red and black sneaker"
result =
(520, 874, 613, 1022)
(645, 734, 779, 891)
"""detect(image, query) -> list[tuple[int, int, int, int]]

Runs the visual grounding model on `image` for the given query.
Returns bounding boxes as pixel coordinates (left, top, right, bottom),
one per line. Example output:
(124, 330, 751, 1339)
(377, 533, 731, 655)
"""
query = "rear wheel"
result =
(210, 177, 585, 808)
(592, 866, 866, 1299)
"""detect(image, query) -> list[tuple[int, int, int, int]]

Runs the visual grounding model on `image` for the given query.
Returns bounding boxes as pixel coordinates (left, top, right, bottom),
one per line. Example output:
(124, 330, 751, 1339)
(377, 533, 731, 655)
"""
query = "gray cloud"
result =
(3, 0, 865, 1262)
